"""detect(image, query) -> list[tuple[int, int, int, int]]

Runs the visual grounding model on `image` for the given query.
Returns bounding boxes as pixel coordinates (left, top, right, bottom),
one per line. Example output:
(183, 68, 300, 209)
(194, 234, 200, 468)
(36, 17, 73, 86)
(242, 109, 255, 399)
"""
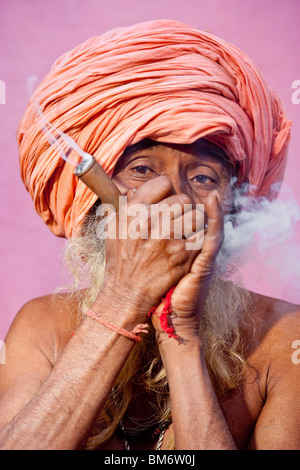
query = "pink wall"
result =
(1, 0, 300, 340)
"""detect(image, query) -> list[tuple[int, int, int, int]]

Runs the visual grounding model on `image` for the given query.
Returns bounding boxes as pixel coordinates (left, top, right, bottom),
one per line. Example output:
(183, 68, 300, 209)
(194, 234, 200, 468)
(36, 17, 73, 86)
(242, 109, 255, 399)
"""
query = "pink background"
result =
(1, 0, 300, 340)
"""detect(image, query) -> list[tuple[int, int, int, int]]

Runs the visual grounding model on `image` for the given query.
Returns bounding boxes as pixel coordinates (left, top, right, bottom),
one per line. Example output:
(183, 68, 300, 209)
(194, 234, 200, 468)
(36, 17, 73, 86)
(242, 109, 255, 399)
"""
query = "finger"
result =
(180, 204, 205, 239)
(184, 228, 205, 252)
(127, 178, 194, 240)
(191, 190, 224, 273)
(149, 194, 194, 239)
(203, 189, 224, 251)
(127, 176, 175, 204)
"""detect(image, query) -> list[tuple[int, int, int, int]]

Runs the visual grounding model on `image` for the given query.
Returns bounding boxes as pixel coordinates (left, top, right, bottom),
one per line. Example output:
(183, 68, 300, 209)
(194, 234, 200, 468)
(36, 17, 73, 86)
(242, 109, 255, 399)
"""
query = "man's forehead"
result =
(123, 138, 232, 168)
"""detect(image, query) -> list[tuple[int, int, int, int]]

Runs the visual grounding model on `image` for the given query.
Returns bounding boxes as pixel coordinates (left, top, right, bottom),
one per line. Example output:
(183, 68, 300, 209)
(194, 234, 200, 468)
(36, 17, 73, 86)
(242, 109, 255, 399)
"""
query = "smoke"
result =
(34, 101, 88, 167)
(217, 181, 300, 302)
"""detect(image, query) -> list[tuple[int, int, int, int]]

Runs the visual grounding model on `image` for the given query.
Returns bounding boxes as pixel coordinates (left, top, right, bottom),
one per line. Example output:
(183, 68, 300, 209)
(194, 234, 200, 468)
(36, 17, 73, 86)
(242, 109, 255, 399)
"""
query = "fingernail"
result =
(212, 189, 221, 203)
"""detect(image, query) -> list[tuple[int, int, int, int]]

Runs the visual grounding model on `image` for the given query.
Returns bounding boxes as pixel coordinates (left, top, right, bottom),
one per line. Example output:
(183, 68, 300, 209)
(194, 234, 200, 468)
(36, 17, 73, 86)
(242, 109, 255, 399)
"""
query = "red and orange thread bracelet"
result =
(148, 287, 178, 339)
(70, 288, 177, 341)
(85, 309, 149, 342)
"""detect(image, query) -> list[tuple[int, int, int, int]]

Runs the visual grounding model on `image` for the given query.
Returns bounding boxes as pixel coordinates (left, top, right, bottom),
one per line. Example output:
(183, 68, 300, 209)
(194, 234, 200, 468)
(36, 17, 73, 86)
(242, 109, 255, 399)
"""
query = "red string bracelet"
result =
(85, 309, 149, 342)
(148, 287, 178, 339)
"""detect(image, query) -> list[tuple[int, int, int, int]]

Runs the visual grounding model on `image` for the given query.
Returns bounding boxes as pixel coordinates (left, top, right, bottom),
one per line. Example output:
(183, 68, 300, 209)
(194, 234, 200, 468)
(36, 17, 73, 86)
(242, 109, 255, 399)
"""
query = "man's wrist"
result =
(90, 287, 149, 332)
(157, 333, 204, 363)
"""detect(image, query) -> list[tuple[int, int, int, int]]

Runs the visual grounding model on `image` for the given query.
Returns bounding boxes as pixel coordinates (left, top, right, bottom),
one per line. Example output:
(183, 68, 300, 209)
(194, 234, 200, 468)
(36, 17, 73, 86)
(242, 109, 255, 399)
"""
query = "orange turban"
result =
(18, 19, 291, 238)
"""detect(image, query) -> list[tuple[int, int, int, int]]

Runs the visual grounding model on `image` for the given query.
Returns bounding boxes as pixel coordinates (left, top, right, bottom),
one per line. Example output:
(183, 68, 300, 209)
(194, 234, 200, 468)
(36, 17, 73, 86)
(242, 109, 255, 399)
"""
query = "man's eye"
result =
(132, 166, 153, 174)
(191, 175, 215, 184)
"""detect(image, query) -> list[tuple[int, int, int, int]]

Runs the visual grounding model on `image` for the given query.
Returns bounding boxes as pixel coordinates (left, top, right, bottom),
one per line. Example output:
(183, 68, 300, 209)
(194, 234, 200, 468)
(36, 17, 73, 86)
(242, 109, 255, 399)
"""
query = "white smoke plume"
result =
(217, 181, 300, 302)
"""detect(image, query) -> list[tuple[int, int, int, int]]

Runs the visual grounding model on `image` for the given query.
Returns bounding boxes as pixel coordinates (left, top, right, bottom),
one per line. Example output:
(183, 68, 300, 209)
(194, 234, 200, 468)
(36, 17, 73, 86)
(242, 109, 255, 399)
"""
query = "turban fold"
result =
(18, 19, 291, 238)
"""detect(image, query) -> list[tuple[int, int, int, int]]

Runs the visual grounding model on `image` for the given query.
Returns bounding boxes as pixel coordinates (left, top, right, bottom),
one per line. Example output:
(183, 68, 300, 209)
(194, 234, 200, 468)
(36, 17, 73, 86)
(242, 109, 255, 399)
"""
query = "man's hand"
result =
(96, 176, 203, 327)
(151, 189, 224, 343)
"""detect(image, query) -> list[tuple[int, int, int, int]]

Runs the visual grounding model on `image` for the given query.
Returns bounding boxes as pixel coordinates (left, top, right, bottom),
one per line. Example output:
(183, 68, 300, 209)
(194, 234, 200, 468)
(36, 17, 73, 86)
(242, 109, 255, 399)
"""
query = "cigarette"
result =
(74, 154, 121, 211)
(33, 100, 121, 210)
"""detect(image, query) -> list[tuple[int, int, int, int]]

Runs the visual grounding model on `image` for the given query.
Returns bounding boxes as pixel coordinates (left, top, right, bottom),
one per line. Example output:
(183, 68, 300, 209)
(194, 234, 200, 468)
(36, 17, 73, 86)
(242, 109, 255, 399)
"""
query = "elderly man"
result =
(0, 20, 299, 450)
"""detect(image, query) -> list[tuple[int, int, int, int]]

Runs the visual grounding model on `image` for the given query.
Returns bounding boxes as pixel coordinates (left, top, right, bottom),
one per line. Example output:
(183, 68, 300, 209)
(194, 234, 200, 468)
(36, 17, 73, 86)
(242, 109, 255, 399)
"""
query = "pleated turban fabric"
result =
(18, 19, 291, 238)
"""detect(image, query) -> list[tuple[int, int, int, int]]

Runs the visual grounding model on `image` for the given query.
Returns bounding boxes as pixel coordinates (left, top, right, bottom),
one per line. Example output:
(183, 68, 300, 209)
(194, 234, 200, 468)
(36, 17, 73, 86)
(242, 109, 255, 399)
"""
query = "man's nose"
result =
(168, 171, 196, 204)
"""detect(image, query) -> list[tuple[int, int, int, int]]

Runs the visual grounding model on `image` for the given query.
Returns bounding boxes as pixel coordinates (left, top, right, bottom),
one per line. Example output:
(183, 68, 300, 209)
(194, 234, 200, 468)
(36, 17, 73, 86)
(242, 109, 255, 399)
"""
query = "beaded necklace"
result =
(118, 417, 171, 450)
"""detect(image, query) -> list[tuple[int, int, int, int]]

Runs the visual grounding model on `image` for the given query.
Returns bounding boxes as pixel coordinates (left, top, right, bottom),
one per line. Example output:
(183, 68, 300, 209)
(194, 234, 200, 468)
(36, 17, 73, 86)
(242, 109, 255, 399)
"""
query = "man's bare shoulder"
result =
(252, 292, 300, 338)
(0, 294, 81, 430)
(7, 292, 80, 365)
(243, 292, 300, 449)
(14, 292, 79, 329)
(246, 291, 300, 374)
